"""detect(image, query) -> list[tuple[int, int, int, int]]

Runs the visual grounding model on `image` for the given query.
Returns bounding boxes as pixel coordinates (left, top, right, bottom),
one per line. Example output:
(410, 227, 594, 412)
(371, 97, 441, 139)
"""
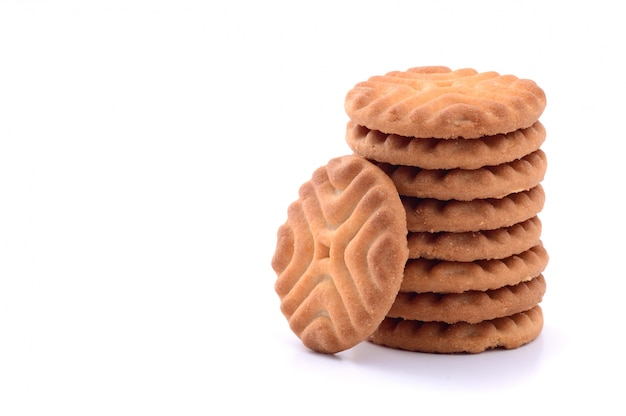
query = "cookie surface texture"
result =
(388, 274, 546, 324)
(345, 66, 546, 139)
(369, 306, 544, 354)
(401, 243, 549, 293)
(378, 149, 547, 201)
(407, 216, 542, 262)
(272, 155, 409, 354)
(404, 184, 545, 233)
(346, 121, 546, 170)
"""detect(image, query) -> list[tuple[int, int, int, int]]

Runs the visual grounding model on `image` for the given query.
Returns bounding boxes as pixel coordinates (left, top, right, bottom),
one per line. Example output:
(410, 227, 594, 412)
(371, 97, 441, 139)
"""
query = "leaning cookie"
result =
(272, 155, 409, 354)
(369, 306, 544, 354)
(346, 121, 546, 170)
(345, 66, 546, 139)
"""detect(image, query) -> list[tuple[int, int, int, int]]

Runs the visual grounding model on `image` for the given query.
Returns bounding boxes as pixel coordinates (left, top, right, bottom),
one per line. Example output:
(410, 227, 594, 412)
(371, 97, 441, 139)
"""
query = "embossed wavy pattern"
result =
(272, 156, 408, 353)
(345, 67, 546, 139)
(346, 121, 546, 170)
(369, 305, 544, 353)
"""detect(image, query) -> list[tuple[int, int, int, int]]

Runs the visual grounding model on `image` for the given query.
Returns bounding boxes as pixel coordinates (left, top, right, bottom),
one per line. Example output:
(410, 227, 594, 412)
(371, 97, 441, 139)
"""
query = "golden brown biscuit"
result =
(401, 243, 549, 293)
(388, 274, 546, 324)
(346, 121, 546, 170)
(404, 184, 545, 233)
(369, 306, 544, 354)
(345, 66, 546, 139)
(378, 149, 547, 201)
(407, 216, 542, 262)
(272, 155, 409, 354)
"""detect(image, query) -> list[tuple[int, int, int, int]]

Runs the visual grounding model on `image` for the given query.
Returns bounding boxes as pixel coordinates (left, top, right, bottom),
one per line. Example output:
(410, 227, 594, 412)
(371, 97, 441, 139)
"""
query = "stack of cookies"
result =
(272, 66, 548, 354)
(344, 66, 548, 353)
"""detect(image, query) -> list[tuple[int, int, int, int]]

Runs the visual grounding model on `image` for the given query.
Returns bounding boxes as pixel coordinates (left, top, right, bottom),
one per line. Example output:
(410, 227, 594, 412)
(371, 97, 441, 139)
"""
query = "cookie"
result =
(388, 274, 546, 324)
(272, 155, 409, 354)
(369, 305, 544, 354)
(346, 121, 546, 170)
(378, 149, 547, 201)
(345, 66, 546, 139)
(407, 216, 542, 262)
(401, 243, 549, 294)
(404, 184, 545, 233)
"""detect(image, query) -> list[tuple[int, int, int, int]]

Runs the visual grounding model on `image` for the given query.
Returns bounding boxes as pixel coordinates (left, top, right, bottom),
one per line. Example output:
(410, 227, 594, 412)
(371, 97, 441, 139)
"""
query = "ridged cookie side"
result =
(379, 149, 547, 201)
(369, 306, 544, 354)
(346, 121, 546, 170)
(401, 243, 549, 293)
(389, 274, 546, 324)
(407, 216, 542, 262)
(404, 184, 545, 233)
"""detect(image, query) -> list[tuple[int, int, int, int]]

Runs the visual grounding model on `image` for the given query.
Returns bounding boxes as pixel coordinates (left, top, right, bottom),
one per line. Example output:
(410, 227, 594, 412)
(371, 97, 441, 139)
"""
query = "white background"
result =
(1, 1, 624, 415)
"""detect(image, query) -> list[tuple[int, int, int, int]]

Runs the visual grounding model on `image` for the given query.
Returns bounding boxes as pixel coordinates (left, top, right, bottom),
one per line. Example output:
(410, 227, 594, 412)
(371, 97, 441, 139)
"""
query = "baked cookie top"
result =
(345, 66, 546, 139)
(272, 155, 408, 354)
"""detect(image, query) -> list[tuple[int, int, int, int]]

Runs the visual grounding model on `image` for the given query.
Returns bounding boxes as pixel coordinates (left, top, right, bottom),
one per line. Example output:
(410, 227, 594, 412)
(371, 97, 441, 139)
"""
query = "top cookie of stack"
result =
(344, 66, 548, 353)
(345, 66, 545, 140)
